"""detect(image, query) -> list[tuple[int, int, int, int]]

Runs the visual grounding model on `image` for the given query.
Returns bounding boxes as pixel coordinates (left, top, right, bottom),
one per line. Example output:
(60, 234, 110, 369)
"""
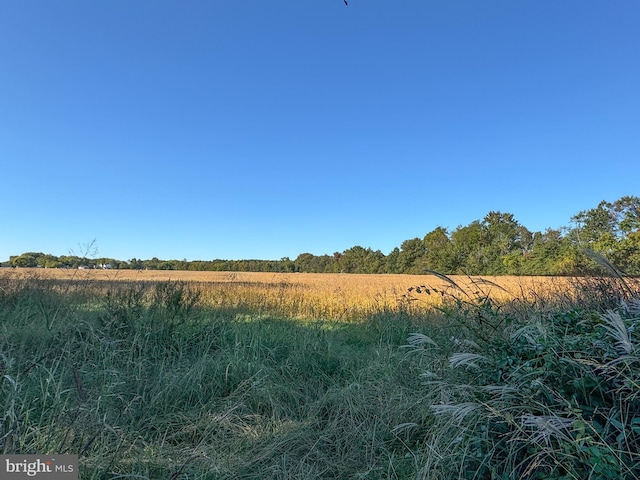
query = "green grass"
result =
(1, 275, 639, 479)
(0, 278, 436, 479)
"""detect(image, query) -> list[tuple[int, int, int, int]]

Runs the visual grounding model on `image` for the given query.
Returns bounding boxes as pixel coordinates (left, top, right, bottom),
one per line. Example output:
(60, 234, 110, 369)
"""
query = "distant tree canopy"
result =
(7, 196, 640, 276)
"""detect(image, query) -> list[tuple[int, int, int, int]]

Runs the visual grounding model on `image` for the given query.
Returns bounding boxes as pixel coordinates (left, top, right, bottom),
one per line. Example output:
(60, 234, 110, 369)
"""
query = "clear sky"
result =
(1, 1, 639, 262)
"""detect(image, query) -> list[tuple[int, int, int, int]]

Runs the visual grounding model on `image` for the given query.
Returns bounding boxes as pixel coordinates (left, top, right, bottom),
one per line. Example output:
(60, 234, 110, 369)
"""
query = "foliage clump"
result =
(404, 276, 640, 479)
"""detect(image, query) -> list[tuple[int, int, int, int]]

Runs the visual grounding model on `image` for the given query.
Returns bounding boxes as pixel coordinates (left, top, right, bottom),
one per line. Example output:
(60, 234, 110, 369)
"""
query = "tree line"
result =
(7, 196, 640, 276)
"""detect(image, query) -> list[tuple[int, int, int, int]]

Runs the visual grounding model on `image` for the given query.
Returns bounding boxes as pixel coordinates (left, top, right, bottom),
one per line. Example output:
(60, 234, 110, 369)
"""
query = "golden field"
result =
(0, 268, 586, 320)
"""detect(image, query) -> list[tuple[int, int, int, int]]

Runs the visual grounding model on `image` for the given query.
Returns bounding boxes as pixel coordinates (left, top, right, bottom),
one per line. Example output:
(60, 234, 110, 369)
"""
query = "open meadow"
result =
(1, 269, 639, 479)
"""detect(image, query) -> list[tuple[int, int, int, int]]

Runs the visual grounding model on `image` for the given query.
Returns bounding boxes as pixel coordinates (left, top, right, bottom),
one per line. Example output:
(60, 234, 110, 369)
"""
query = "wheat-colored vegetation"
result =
(0, 268, 576, 320)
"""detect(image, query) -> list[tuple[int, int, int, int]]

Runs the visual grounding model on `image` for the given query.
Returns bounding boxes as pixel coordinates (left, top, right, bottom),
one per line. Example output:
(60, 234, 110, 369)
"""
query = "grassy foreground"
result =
(1, 271, 639, 479)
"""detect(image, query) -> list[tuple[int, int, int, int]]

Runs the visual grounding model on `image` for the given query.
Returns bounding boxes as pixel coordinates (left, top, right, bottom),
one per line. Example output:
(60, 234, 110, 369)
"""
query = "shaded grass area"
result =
(0, 278, 436, 479)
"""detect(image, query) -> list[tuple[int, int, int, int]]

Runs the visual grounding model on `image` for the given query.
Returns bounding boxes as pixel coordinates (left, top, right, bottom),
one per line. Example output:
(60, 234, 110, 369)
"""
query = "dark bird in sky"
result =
(344, 0, 348, 5)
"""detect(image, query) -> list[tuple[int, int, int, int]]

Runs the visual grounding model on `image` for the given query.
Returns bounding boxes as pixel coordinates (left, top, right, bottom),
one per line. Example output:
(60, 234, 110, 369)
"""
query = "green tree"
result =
(570, 196, 640, 273)
(331, 252, 343, 273)
(422, 227, 456, 273)
(340, 246, 371, 273)
(362, 249, 386, 274)
(10, 252, 39, 267)
(451, 221, 486, 274)
(385, 247, 400, 273)
(615, 230, 640, 275)
(522, 228, 586, 275)
(611, 195, 640, 235)
(40, 254, 63, 268)
(294, 253, 334, 273)
(279, 257, 296, 272)
(571, 200, 618, 252)
(482, 211, 529, 274)
(144, 257, 161, 270)
(128, 258, 144, 270)
(396, 238, 426, 274)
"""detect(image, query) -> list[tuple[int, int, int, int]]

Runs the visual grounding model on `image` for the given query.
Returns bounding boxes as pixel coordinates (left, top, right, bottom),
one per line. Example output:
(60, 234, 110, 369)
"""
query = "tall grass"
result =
(2, 271, 638, 478)
(0, 276, 435, 478)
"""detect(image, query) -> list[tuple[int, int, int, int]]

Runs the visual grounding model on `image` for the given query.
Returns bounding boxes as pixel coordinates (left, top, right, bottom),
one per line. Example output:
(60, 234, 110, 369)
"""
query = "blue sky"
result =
(1, 1, 639, 262)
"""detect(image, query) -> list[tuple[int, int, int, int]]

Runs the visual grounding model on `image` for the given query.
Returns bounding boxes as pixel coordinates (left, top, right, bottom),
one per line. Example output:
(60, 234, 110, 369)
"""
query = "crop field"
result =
(1, 269, 639, 479)
(0, 268, 575, 321)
